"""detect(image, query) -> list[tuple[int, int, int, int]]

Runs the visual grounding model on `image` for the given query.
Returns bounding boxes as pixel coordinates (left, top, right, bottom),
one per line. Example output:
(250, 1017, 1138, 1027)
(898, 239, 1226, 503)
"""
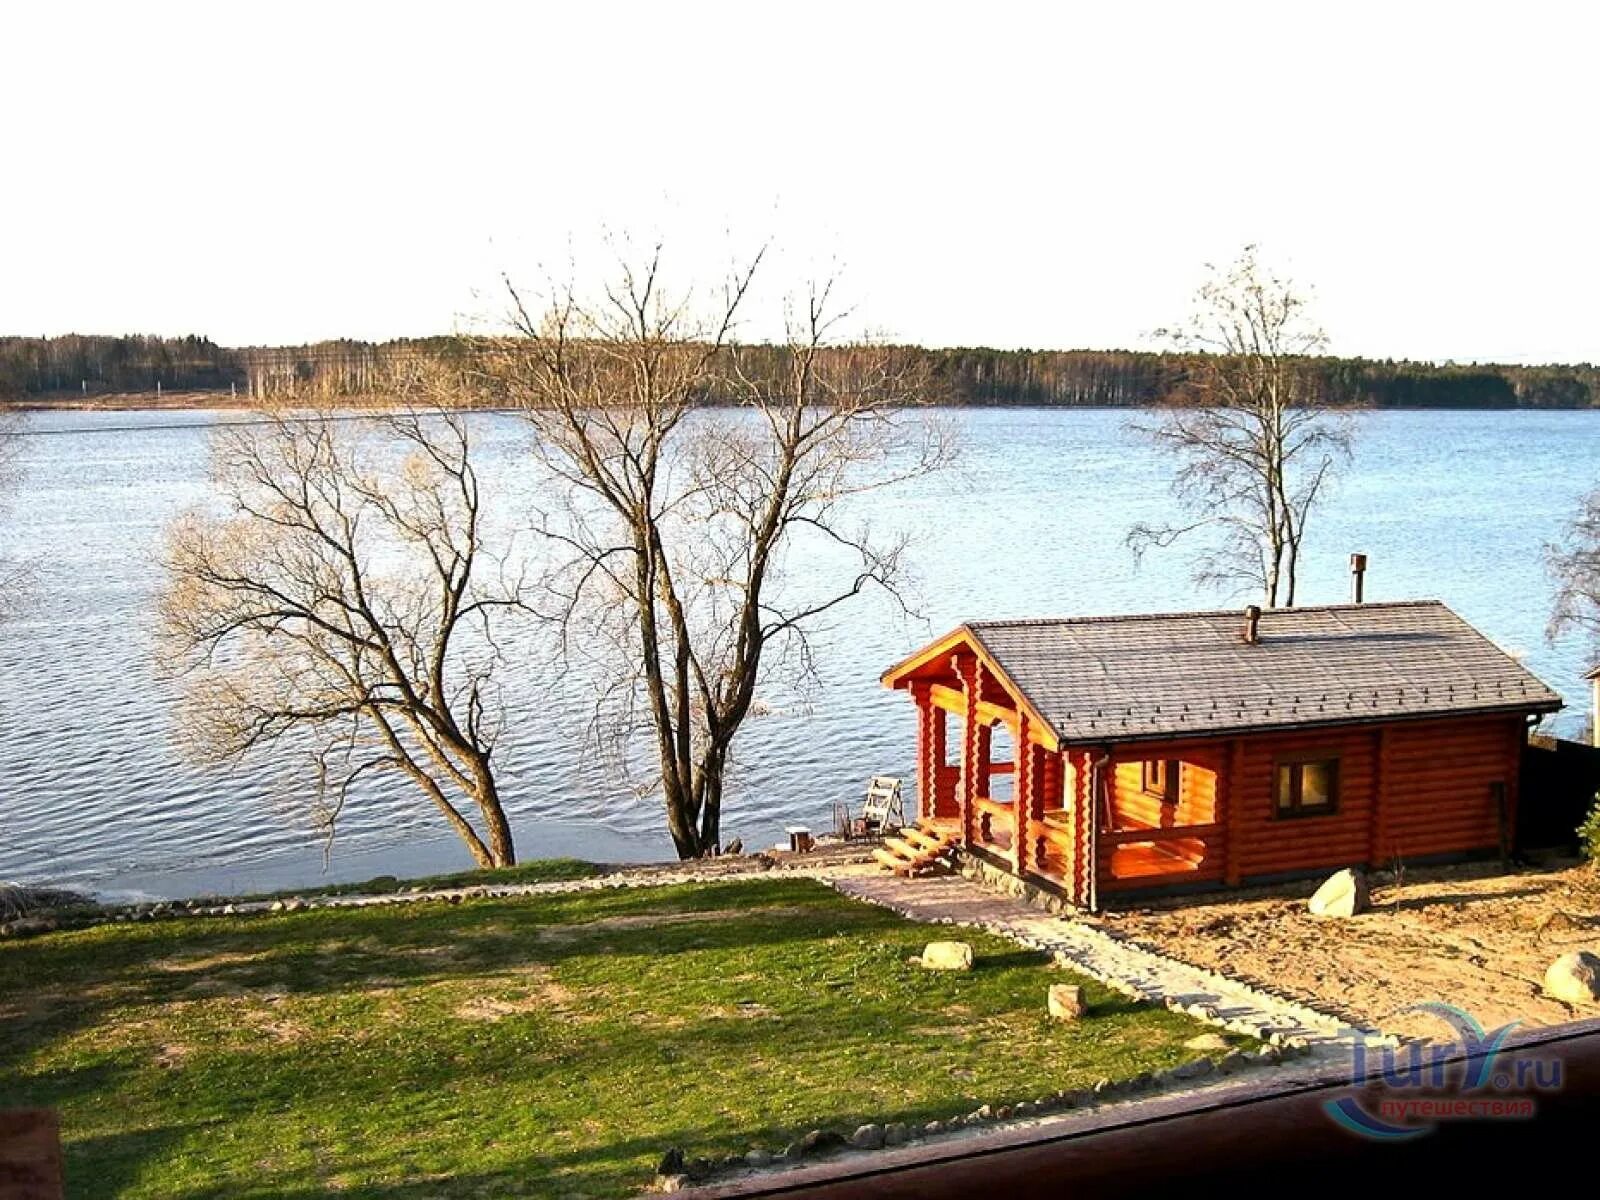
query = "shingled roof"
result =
(894, 600, 1562, 745)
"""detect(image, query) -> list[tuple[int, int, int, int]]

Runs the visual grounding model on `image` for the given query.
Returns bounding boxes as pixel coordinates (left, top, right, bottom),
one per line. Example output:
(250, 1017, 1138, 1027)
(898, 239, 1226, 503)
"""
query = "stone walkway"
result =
(830, 871, 1398, 1052)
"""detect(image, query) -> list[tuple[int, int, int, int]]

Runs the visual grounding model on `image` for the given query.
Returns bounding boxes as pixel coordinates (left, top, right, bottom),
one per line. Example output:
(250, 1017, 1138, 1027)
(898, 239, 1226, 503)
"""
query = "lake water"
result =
(1, 407, 1595, 900)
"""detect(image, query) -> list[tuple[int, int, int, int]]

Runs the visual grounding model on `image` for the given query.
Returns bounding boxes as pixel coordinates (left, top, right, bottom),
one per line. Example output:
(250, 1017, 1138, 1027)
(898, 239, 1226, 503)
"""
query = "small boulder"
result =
(848, 1123, 885, 1150)
(919, 941, 974, 971)
(654, 1175, 690, 1194)
(1171, 1057, 1215, 1081)
(1183, 1032, 1231, 1052)
(923, 1119, 944, 1137)
(1543, 950, 1600, 1005)
(657, 1148, 686, 1177)
(884, 1122, 908, 1146)
(1047, 983, 1087, 1020)
(798, 1128, 844, 1156)
(744, 1147, 772, 1168)
(1308, 868, 1369, 918)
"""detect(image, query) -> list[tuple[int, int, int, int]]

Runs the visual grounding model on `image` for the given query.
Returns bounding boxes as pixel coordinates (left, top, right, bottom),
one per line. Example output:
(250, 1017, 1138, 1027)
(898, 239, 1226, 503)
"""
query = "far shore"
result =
(11, 389, 1600, 414)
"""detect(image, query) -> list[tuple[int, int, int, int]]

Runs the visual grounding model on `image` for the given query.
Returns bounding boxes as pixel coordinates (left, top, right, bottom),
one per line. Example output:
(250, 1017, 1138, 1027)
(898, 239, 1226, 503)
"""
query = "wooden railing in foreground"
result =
(0, 1109, 63, 1200)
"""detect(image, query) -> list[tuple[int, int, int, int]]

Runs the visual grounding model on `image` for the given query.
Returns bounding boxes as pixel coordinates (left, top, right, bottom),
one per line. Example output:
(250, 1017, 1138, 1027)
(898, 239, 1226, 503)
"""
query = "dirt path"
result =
(1102, 859, 1600, 1040)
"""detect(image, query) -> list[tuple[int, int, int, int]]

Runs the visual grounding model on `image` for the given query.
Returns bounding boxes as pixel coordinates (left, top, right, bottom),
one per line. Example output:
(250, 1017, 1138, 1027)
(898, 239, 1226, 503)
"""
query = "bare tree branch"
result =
(156, 367, 528, 868)
(1129, 244, 1352, 607)
(477, 247, 952, 858)
(1548, 486, 1600, 674)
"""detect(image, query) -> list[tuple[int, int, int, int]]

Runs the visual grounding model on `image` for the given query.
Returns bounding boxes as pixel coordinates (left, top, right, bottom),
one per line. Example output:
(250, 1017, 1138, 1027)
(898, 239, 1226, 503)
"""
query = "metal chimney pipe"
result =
(1243, 604, 1262, 645)
(1350, 553, 1368, 604)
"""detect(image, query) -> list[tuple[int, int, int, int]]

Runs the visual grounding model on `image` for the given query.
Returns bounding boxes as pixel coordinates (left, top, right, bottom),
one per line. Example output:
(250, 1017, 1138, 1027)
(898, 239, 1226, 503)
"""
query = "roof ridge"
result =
(966, 599, 1448, 629)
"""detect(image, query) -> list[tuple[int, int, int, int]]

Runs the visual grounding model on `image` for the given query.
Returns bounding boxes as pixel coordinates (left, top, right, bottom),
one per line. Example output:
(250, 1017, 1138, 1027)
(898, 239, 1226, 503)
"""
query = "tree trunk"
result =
(663, 775, 706, 860)
(475, 773, 517, 868)
(697, 748, 726, 856)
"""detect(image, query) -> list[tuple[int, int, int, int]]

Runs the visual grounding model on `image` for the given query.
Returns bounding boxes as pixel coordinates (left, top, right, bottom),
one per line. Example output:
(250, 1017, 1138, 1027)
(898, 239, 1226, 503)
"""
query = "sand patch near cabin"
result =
(1102, 858, 1600, 1040)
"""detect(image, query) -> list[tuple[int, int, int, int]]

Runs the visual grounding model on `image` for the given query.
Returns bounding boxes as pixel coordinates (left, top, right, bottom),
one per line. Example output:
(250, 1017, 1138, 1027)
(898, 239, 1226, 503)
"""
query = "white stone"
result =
(1183, 1032, 1231, 1052)
(918, 940, 974, 970)
(1544, 950, 1600, 1004)
(1308, 868, 1370, 918)
(1047, 983, 1087, 1020)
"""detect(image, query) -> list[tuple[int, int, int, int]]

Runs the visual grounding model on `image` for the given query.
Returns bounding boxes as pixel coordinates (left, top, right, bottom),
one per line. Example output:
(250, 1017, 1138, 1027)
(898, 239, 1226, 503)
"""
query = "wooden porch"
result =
(881, 634, 1231, 906)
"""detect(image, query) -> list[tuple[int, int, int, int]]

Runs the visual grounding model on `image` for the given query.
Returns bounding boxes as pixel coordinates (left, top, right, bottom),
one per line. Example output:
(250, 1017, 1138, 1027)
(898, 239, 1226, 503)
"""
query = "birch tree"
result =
(481, 248, 947, 859)
(1129, 246, 1351, 607)
(1548, 486, 1600, 661)
(157, 385, 525, 867)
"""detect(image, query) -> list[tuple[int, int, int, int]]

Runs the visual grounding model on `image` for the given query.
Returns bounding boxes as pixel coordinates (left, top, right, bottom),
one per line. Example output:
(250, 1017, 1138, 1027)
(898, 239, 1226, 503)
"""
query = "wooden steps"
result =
(872, 823, 959, 877)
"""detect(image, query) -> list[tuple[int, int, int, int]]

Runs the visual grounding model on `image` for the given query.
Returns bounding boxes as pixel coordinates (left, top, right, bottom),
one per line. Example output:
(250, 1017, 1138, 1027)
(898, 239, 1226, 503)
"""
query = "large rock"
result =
(1047, 983, 1087, 1020)
(848, 1123, 885, 1150)
(1308, 868, 1370, 918)
(1543, 950, 1600, 1005)
(919, 941, 974, 971)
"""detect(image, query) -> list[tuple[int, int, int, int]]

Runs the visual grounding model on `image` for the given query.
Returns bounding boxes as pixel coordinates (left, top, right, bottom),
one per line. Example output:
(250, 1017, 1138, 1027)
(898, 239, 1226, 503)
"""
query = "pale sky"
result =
(4, 1, 1598, 362)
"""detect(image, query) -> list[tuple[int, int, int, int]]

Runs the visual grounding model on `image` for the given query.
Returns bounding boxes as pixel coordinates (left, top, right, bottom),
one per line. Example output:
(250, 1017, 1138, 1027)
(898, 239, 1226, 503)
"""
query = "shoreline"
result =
(10, 390, 1600, 414)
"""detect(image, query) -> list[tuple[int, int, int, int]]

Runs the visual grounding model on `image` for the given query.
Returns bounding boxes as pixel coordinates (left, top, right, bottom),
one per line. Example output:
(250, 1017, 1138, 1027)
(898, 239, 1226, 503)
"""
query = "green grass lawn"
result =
(1, 877, 1226, 1198)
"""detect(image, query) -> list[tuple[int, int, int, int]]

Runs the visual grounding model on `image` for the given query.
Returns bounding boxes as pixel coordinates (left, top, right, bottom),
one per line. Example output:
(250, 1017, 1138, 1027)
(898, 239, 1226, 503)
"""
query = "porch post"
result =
(912, 682, 933, 823)
(928, 700, 951, 819)
(1071, 749, 1090, 907)
(958, 654, 988, 850)
(1014, 715, 1033, 876)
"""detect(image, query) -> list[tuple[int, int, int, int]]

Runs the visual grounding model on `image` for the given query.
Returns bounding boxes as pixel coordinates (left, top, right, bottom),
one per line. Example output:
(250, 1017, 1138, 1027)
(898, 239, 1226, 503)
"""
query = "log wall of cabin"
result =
(1226, 725, 1378, 879)
(1108, 753, 1221, 830)
(1224, 713, 1524, 881)
(1376, 713, 1523, 862)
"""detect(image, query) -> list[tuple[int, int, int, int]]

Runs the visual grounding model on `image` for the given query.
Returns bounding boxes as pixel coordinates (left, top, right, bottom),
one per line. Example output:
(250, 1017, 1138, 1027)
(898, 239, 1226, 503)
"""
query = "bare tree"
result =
(1129, 245, 1351, 607)
(157, 384, 525, 868)
(480, 247, 947, 859)
(1548, 486, 1600, 662)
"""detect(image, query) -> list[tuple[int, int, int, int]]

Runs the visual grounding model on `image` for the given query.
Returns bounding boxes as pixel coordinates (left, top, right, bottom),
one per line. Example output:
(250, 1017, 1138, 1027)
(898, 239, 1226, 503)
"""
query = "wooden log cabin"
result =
(878, 600, 1562, 908)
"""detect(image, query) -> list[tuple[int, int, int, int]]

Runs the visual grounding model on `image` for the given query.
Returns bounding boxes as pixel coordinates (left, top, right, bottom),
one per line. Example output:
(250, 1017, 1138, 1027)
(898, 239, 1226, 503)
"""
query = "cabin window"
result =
(1141, 759, 1181, 806)
(1275, 756, 1339, 817)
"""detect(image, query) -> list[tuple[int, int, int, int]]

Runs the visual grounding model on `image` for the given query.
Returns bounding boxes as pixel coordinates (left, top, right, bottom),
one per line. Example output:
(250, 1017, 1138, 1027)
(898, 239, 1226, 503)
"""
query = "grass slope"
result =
(1, 877, 1222, 1198)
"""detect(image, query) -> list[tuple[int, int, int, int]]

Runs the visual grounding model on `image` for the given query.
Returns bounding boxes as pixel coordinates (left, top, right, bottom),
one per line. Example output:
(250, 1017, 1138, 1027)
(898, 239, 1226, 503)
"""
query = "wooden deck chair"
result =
(857, 776, 905, 835)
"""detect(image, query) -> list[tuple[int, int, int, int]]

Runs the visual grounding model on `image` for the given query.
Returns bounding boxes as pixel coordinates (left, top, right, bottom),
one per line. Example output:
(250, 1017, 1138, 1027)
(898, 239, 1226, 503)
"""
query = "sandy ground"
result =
(1100, 858, 1600, 1040)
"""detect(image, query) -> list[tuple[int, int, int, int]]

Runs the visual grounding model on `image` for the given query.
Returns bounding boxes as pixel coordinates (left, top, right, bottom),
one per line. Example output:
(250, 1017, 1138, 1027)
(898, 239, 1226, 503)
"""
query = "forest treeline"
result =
(2, 333, 1597, 409)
